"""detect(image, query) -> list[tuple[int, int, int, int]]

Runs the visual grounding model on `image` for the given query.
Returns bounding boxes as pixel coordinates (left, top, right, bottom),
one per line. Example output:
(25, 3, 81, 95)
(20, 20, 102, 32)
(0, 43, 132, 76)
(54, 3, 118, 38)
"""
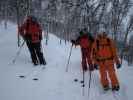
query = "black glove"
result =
(116, 64, 121, 69)
(21, 35, 26, 40)
(71, 40, 76, 44)
(23, 35, 32, 42)
(94, 64, 99, 70)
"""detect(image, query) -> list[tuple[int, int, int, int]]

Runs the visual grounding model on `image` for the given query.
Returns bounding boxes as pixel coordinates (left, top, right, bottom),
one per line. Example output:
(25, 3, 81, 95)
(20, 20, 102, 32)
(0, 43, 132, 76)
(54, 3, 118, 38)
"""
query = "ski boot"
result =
(103, 85, 110, 91)
(40, 60, 46, 66)
(33, 60, 39, 66)
(112, 85, 120, 91)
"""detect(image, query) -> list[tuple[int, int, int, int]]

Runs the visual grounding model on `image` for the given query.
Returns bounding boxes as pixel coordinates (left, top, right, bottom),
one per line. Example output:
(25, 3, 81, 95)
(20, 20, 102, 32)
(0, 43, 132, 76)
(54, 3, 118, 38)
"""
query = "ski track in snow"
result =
(0, 23, 132, 100)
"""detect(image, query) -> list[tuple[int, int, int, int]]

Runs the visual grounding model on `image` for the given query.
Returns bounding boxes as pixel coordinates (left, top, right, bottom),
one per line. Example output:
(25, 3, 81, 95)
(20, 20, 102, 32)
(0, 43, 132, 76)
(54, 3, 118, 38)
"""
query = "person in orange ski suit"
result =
(71, 28, 94, 72)
(92, 32, 121, 91)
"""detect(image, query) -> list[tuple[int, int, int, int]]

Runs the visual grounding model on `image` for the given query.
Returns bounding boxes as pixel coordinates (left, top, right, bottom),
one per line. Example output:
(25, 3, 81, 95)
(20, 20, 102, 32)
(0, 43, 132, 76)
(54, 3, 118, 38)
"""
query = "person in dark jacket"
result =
(19, 16, 46, 66)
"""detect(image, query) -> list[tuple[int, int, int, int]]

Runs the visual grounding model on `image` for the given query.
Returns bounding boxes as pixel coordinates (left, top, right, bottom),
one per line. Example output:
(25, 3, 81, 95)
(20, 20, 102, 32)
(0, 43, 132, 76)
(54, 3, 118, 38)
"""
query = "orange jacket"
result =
(19, 19, 42, 43)
(92, 36, 120, 64)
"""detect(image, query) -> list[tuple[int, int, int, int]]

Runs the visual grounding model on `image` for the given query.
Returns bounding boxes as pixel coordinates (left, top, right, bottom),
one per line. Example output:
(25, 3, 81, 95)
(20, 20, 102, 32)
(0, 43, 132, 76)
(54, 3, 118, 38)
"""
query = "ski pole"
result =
(88, 70, 92, 88)
(82, 69, 85, 96)
(12, 41, 25, 64)
(65, 44, 73, 72)
(88, 70, 92, 97)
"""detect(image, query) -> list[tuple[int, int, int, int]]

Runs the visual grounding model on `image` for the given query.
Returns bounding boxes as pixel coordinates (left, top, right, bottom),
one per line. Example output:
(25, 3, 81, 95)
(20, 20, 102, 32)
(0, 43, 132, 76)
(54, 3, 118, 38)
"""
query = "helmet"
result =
(25, 16, 31, 22)
(79, 28, 88, 35)
(97, 27, 107, 38)
(26, 15, 37, 22)
(99, 27, 106, 33)
(97, 32, 107, 39)
(79, 30, 84, 35)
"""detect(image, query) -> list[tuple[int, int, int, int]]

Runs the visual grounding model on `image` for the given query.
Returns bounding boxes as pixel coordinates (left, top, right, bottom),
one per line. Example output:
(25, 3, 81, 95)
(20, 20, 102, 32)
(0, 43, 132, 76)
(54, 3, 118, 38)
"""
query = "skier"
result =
(71, 28, 94, 72)
(92, 31, 121, 91)
(19, 16, 46, 66)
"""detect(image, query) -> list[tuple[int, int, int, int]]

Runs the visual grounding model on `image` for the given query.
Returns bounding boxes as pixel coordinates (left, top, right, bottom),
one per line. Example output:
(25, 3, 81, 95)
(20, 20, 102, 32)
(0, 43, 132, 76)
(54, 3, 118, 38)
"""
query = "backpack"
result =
(95, 37, 114, 61)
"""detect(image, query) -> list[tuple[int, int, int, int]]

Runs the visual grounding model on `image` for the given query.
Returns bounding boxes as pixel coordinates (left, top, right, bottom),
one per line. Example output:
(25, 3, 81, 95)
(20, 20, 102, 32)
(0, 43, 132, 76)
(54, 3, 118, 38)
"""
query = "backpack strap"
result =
(96, 38, 111, 49)
(107, 38, 114, 59)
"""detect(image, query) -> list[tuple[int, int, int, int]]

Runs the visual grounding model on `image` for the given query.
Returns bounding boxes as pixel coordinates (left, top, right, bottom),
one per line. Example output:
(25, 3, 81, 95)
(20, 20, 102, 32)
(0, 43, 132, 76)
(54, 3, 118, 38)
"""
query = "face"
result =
(26, 16, 32, 22)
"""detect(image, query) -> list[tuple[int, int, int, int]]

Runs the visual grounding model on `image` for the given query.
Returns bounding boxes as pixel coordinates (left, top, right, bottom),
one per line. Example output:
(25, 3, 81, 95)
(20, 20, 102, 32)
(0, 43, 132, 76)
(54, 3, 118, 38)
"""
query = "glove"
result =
(94, 64, 99, 70)
(24, 35, 32, 42)
(21, 34, 26, 40)
(116, 64, 121, 69)
(71, 40, 76, 44)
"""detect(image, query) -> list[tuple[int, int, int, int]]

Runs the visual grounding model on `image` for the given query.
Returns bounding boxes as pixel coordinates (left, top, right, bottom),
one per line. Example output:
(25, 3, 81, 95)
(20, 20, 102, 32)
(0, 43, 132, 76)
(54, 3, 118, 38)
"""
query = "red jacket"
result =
(75, 34, 92, 48)
(19, 19, 42, 43)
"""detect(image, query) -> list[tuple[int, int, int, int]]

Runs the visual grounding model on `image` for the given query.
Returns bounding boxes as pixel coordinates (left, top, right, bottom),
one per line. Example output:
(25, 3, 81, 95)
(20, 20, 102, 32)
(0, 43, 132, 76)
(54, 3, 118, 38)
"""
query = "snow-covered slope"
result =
(0, 22, 133, 100)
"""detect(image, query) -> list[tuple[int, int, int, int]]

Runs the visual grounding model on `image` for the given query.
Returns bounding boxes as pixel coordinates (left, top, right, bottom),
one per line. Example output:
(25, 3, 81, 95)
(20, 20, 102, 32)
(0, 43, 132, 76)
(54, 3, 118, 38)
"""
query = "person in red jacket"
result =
(71, 28, 94, 72)
(19, 16, 46, 66)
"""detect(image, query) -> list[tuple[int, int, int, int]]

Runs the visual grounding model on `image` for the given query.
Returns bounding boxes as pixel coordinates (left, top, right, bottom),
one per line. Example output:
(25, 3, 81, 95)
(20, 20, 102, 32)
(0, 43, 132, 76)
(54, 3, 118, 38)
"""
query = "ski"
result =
(112, 91, 121, 100)
(99, 87, 123, 100)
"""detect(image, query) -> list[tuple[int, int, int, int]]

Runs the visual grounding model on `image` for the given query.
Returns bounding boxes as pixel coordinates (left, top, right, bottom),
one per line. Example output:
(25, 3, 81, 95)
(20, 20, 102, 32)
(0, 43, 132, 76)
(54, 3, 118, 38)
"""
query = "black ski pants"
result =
(26, 40, 46, 65)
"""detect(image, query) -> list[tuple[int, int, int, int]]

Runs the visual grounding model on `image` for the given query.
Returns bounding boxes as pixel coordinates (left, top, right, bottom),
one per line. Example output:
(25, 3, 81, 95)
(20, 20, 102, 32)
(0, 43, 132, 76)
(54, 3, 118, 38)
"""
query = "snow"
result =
(0, 22, 133, 100)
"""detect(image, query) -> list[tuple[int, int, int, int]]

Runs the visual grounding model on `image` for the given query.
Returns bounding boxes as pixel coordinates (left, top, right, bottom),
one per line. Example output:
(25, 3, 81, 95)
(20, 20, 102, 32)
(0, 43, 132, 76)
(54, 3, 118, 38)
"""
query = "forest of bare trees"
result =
(0, 0, 133, 64)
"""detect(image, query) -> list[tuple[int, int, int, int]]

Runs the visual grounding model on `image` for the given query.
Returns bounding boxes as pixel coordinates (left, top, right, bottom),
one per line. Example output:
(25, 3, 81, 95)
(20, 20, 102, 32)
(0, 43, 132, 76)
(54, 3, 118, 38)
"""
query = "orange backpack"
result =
(95, 37, 114, 61)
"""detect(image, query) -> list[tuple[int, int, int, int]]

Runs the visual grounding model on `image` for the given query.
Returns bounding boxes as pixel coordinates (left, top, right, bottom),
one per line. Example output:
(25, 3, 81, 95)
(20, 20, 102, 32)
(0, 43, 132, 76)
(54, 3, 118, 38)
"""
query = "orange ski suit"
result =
(92, 34, 121, 88)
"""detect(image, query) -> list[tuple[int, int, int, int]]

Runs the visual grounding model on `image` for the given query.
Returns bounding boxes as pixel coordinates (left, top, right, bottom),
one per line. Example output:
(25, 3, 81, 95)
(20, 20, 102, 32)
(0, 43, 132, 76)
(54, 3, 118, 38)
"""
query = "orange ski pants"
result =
(98, 60, 119, 88)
